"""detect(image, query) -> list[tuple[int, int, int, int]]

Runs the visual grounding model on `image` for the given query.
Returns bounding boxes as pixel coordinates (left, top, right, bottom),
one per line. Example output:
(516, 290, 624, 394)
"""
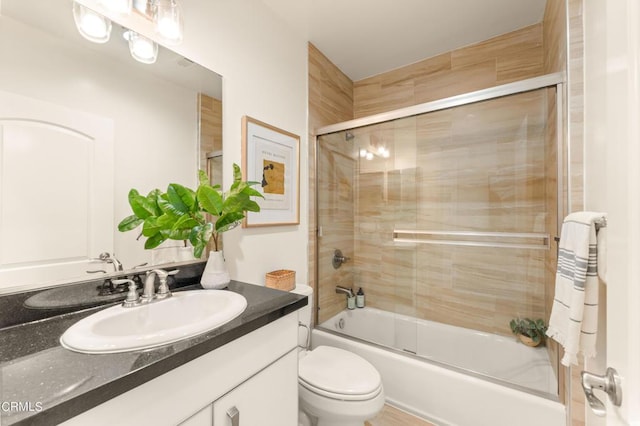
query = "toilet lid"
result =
(298, 346, 382, 400)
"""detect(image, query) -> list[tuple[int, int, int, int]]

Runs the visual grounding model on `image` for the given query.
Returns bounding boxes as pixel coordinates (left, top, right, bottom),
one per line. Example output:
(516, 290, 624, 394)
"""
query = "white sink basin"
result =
(60, 290, 247, 354)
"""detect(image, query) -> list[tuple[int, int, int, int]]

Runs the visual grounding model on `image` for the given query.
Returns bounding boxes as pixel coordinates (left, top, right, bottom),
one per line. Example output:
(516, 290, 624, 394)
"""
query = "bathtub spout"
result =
(335, 286, 354, 298)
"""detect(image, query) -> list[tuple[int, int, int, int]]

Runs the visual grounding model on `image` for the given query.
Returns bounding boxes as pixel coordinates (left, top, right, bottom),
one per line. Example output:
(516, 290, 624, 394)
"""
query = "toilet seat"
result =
(298, 346, 382, 401)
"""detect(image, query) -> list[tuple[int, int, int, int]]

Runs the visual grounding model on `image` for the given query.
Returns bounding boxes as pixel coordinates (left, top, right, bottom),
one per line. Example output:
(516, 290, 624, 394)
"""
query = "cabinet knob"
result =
(226, 406, 239, 426)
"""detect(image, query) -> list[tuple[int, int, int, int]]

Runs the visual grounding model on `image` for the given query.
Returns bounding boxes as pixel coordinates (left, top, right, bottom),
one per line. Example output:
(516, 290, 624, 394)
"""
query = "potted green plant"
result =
(509, 317, 548, 347)
(118, 164, 263, 288)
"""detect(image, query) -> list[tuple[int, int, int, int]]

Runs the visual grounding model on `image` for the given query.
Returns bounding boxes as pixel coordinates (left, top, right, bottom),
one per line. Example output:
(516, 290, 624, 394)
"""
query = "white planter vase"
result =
(200, 250, 230, 289)
(177, 246, 195, 262)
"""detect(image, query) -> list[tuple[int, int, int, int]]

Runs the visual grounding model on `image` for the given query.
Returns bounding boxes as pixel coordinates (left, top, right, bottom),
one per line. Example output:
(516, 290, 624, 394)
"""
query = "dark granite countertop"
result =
(0, 281, 307, 426)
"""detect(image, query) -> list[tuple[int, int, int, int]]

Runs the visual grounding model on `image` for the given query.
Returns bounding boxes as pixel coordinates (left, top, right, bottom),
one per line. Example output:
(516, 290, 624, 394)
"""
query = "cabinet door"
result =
(179, 405, 212, 426)
(213, 349, 297, 426)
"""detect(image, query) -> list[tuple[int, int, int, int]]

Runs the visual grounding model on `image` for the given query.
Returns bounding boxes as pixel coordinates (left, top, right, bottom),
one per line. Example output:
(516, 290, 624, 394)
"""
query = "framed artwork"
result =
(241, 116, 300, 227)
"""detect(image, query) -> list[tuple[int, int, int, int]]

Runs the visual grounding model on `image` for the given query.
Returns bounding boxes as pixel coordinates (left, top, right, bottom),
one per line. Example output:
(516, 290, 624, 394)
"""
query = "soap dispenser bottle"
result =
(356, 287, 365, 308)
(347, 293, 356, 310)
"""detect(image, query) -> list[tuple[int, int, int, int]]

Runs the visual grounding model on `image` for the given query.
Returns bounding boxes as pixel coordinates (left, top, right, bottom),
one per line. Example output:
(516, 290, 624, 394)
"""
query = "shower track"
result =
(315, 72, 565, 135)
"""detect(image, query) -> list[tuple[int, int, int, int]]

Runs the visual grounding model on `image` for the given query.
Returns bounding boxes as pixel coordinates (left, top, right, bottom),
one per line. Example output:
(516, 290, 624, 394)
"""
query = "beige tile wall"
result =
(353, 24, 544, 118)
(567, 0, 587, 423)
(544, 0, 568, 75)
(198, 93, 222, 171)
(348, 90, 552, 335)
(308, 43, 354, 322)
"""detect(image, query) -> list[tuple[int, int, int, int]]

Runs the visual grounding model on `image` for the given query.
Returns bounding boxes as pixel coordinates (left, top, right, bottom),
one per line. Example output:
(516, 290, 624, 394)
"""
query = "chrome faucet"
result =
(141, 269, 180, 303)
(142, 270, 159, 303)
(91, 252, 124, 272)
(335, 286, 354, 298)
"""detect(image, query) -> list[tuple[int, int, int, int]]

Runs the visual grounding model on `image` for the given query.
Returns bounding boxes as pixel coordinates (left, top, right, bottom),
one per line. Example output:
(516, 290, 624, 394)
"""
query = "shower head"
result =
(345, 131, 355, 141)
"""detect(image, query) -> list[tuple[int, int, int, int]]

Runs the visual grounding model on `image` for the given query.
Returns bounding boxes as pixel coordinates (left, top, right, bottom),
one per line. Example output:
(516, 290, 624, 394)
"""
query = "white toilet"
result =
(292, 285, 385, 426)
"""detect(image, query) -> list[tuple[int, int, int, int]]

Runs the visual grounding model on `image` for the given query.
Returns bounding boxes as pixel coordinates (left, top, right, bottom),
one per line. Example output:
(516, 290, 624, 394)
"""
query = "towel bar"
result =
(393, 230, 550, 250)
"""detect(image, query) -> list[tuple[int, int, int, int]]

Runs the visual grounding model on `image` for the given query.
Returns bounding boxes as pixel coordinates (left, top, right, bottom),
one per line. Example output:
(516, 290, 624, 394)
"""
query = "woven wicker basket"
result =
(265, 270, 296, 291)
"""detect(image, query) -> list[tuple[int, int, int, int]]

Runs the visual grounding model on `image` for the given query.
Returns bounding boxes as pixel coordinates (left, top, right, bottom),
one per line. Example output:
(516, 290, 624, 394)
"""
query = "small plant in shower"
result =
(509, 317, 548, 347)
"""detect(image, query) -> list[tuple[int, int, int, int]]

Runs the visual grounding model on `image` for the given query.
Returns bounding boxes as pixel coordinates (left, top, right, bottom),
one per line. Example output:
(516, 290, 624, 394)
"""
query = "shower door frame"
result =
(314, 72, 567, 396)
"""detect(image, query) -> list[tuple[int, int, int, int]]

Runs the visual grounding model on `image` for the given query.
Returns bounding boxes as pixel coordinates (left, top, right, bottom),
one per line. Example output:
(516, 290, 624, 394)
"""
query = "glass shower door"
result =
(316, 86, 559, 397)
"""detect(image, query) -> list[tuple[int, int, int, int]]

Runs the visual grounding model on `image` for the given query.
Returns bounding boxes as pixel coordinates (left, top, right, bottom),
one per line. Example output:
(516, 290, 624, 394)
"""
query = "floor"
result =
(366, 404, 435, 426)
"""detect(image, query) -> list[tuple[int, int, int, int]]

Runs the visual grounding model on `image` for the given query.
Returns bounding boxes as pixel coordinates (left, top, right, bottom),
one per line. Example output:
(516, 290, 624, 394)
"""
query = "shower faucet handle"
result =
(332, 249, 350, 269)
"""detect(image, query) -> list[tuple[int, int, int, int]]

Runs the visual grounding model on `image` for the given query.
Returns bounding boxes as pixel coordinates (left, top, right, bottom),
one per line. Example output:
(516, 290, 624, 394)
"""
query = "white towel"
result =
(546, 211, 606, 366)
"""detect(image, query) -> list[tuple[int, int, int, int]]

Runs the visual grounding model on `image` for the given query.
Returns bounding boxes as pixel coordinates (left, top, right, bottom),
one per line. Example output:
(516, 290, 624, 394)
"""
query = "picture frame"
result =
(242, 116, 300, 227)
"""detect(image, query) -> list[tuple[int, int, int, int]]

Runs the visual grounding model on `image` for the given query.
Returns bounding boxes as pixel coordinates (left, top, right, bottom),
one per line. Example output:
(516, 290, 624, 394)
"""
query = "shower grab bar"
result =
(393, 230, 550, 250)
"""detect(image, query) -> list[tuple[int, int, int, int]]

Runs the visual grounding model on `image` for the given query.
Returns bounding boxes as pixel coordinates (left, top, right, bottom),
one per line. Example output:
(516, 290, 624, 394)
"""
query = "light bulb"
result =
(359, 149, 367, 158)
(366, 152, 374, 160)
(155, 0, 183, 43)
(124, 31, 158, 64)
(73, 2, 112, 44)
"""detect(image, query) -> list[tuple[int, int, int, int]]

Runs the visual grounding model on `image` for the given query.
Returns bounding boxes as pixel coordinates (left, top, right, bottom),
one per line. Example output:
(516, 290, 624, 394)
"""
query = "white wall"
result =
(583, 0, 640, 424)
(79, 0, 310, 285)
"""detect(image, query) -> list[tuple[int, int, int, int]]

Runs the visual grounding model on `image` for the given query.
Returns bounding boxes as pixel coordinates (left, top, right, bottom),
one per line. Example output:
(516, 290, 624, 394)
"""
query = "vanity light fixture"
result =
(72, 0, 180, 61)
(123, 30, 158, 64)
(72, 1, 112, 44)
(154, 0, 183, 44)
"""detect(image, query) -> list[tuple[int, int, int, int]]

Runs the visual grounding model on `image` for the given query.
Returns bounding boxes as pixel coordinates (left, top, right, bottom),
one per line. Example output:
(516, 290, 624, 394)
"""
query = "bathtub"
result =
(314, 308, 565, 426)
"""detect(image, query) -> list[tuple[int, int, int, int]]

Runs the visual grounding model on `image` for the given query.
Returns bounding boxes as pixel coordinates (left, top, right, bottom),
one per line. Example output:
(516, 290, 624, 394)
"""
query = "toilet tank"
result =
(291, 284, 313, 347)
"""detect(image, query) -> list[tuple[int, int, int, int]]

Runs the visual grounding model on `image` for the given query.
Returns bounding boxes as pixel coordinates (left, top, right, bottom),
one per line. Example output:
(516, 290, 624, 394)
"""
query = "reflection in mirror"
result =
(0, 0, 222, 293)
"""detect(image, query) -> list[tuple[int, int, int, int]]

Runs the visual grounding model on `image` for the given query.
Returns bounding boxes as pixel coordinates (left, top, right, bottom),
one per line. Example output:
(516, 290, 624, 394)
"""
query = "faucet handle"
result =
(150, 268, 179, 279)
(151, 269, 169, 279)
(154, 269, 179, 299)
(332, 249, 350, 269)
(114, 279, 139, 308)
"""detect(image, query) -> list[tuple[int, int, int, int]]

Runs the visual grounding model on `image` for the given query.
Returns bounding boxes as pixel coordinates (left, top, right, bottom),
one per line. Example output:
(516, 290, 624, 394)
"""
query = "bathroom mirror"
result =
(0, 0, 222, 293)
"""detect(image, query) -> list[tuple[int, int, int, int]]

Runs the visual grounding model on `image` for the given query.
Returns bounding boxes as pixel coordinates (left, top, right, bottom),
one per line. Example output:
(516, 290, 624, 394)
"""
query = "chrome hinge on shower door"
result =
(581, 367, 622, 416)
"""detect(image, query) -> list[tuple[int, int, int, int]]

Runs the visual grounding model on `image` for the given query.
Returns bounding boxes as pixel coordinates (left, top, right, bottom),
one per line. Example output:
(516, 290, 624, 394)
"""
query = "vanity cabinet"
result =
(180, 350, 297, 426)
(62, 313, 299, 426)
